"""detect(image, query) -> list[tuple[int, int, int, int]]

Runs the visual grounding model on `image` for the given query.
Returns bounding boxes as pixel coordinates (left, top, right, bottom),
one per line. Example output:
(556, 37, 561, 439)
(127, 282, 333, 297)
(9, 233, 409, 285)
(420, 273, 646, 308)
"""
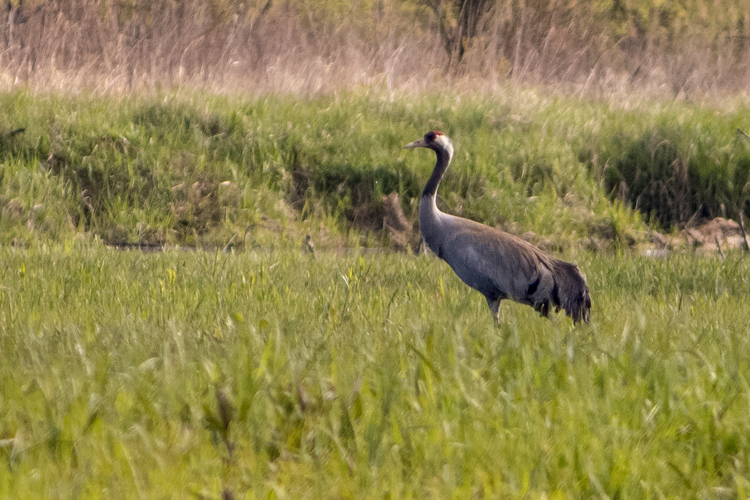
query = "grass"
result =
(594, 109, 750, 230)
(3, 88, 750, 252)
(2, 88, 750, 497)
(1, 243, 750, 497)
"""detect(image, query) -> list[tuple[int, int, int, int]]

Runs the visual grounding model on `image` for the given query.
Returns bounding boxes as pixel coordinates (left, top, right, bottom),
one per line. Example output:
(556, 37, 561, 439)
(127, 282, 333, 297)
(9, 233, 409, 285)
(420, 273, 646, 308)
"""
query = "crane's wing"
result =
(437, 217, 590, 323)
(437, 218, 550, 298)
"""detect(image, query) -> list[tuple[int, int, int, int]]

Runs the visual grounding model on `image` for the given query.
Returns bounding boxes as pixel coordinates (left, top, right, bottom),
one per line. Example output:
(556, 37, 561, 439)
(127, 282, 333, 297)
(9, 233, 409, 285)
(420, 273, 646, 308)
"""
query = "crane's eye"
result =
(425, 131, 436, 142)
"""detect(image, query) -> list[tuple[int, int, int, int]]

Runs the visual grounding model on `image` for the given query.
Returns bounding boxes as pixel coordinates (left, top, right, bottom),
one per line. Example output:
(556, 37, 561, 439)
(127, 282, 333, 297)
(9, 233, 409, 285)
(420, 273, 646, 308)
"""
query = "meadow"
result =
(1, 87, 750, 498)
(1, 244, 750, 498)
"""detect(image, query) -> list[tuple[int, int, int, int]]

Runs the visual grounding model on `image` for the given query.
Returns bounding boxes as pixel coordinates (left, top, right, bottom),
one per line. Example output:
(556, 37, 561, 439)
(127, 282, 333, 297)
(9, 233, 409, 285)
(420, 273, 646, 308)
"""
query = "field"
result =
(1, 86, 750, 498)
(1, 244, 749, 498)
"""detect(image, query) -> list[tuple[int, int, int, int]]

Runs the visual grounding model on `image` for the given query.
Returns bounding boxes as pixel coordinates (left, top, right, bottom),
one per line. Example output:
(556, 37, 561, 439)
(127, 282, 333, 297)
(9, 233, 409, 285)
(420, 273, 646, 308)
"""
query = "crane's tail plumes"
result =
(549, 260, 591, 324)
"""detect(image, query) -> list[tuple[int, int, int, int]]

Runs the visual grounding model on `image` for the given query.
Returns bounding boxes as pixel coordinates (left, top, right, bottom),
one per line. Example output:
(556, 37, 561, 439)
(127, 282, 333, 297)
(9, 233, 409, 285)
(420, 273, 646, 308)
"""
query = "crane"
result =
(405, 130, 591, 324)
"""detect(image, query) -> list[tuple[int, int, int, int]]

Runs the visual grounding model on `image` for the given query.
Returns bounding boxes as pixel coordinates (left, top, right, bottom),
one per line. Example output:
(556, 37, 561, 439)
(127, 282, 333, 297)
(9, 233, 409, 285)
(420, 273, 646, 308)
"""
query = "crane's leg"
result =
(486, 297, 502, 325)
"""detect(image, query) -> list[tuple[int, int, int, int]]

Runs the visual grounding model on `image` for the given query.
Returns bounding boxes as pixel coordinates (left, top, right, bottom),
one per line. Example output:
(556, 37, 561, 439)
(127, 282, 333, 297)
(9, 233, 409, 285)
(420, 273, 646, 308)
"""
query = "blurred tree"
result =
(420, 0, 494, 68)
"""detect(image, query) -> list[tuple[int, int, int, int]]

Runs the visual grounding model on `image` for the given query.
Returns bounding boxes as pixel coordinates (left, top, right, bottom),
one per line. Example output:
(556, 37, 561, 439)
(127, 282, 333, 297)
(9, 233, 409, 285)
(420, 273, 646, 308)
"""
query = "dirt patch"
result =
(637, 216, 750, 257)
(682, 217, 749, 253)
(381, 192, 417, 252)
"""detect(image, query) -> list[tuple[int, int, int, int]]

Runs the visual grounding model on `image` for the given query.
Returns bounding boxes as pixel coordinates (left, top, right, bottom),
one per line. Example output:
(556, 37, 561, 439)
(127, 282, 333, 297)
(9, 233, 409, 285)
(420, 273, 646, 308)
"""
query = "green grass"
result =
(3, 88, 750, 497)
(2, 244, 750, 498)
(3, 89, 750, 251)
(4, 88, 612, 247)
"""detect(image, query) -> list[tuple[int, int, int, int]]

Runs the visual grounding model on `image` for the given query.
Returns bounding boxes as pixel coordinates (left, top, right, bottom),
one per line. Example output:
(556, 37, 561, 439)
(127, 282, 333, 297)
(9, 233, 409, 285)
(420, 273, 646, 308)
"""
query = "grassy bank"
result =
(2, 89, 750, 251)
(1, 245, 749, 497)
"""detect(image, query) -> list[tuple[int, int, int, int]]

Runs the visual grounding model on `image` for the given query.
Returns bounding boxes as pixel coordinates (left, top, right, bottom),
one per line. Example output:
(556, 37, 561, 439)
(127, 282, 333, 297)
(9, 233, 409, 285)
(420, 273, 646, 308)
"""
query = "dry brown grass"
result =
(0, 0, 748, 96)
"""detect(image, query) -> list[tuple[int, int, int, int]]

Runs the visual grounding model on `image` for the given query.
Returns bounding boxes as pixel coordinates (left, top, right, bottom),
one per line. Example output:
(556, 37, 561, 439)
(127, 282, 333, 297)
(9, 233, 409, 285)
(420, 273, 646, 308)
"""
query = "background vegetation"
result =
(1, 0, 749, 95)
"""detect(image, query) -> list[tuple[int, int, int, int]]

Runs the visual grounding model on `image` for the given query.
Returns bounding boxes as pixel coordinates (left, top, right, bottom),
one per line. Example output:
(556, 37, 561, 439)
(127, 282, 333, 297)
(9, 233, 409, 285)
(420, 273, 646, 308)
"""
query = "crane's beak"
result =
(404, 138, 427, 149)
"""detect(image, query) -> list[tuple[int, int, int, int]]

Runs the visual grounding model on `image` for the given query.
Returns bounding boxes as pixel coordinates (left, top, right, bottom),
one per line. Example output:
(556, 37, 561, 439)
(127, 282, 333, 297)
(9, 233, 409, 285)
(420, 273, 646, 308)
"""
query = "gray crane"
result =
(405, 130, 591, 324)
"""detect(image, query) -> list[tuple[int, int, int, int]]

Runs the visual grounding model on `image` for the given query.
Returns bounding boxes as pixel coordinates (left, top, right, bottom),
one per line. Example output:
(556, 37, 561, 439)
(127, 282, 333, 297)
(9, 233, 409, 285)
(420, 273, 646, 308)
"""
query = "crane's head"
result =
(404, 131, 454, 159)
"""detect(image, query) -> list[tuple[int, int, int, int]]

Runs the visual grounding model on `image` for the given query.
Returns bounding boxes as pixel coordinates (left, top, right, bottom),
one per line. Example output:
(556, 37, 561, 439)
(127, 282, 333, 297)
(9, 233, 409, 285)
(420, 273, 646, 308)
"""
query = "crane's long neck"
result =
(420, 145, 453, 253)
(422, 146, 452, 199)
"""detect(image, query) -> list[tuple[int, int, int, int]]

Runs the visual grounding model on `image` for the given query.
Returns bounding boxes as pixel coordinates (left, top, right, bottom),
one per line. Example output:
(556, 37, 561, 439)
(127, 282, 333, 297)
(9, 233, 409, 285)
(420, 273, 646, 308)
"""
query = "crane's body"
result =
(406, 131, 591, 324)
